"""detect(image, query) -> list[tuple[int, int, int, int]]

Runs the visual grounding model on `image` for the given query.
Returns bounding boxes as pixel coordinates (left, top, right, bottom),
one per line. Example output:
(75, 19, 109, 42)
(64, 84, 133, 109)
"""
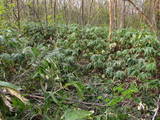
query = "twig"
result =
(24, 93, 106, 107)
(152, 94, 160, 120)
(65, 98, 106, 107)
(13, 68, 34, 83)
(25, 94, 44, 100)
(126, 0, 156, 32)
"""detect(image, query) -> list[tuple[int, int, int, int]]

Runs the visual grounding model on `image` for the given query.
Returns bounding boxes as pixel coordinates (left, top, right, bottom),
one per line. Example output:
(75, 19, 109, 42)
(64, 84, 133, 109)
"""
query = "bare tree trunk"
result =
(50, 0, 53, 9)
(54, 0, 57, 23)
(36, 0, 40, 18)
(81, 0, 84, 25)
(88, 0, 94, 24)
(16, 0, 20, 29)
(32, 0, 36, 20)
(63, 0, 68, 24)
(10, 0, 14, 20)
(44, 0, 48, 24)
(120, 0, 126, 28)
(155, 0, 160, 39)
(151, 0, 157, 29)
(50, 0, 53, 21)
(109, 0, 116, 40)
(114, 0, 118, 29)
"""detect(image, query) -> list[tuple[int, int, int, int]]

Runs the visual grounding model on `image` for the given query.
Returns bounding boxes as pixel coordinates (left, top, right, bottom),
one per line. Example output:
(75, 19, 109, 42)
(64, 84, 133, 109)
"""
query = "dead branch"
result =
(152, 94, 160, 120)
(25, 94, 106, 107)
(126, 0, 156, 32)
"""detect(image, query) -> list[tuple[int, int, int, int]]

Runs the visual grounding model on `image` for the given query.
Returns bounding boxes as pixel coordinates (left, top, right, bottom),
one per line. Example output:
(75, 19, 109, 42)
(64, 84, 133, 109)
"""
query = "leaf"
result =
(65, 81, 84, 98)
(49, 92, 59, 104)
(114, 71, 126, 80)
(0, 81, 21, 90)
(113, 86, 124, 92)
(63, 109, 93, 120)
(107, 97, 123, 106)
(145, 63, 156, 72)
(122, 88, 138, 97)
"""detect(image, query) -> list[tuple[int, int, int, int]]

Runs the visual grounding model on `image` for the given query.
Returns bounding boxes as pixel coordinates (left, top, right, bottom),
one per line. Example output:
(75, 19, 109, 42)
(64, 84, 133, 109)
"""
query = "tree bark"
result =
(32, 0, 36, 20)
(114, 0, 118, 29)
(120, 0, 126, 28)
(44, 0, 48, 24)
(155, 0, 160, 39)
(109, 0, 116, 40)
(81, 0, 84, 25)
(88, 0, 94, 24)
(16, 0, 20, 29)
(54, 0, 57, 22)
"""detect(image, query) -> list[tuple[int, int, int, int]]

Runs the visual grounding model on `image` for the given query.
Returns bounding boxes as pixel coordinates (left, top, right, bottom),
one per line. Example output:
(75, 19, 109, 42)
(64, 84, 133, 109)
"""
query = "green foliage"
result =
(0, 81, 21, 90)
(63, 109, 93, 120)
(1, 24, 160, 120)
(0, 81, 27, 119)
(0, 0, 15, 29)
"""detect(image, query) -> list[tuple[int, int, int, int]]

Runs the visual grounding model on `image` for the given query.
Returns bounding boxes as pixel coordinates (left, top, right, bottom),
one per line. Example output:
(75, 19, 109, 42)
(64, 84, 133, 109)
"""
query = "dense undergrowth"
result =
(0, 23, 160, 120)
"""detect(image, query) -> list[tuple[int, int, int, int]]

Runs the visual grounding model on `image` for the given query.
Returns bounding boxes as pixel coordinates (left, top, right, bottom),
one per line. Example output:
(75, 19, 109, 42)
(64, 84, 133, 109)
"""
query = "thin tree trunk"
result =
(16, 0, 20, 29)
(155, 0, 160, 39)
(54, 0, 57, 22)
(32, 0, 36, 20)
(63, 0, 68, 24)
(36, 0, 40, 21)
(50, 0, 53, 21)
(114, 0, 118, 29)
(109, 0, 116, 40)
(44, 0, 48, 24)
(88, 0, 94, 24)
(151, 0, 157, 29)
(120, 0, 126, 28)
(10, 0, 14, 20)
(81, 0, 84, 25)
(36, 0, 40, 19)
(50, 0, 53, 9)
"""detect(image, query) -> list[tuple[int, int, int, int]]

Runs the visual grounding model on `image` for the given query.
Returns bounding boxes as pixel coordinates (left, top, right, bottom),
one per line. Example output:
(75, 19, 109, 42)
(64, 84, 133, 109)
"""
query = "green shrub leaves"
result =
(1, 24, 160, 119)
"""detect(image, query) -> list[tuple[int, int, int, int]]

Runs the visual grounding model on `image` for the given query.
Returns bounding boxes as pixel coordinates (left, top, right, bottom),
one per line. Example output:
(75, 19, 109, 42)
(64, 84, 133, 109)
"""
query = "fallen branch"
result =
(25, 93, 106, 107)
(65, 98, 106, 107)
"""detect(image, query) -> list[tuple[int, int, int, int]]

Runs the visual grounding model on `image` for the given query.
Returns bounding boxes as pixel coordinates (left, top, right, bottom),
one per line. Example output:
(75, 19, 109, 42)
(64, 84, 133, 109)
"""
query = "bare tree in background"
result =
(126, 0, 155, 31)
(88, 0, 94, 24)
(32, 0, 36, 20)
(113, 0, 118, 28)
(63, 0, 68, 24)
(16, 0, 20, 29)
(155, 0, 160, 39)
(109, 0, 116, 39)
(53, 0, 57, 22)
(120, 0, 126, 28)
(81, 0, 84, 25)
(1, 0, 159, 33)
(44, 0, 48, 23)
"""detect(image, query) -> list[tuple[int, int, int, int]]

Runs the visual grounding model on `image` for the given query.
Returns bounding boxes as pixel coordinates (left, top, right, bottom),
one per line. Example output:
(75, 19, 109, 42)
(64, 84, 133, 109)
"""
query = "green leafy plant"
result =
(0, 81, 28, 119)
(1, 24, 160, 120)
(62, 109, 93, 120)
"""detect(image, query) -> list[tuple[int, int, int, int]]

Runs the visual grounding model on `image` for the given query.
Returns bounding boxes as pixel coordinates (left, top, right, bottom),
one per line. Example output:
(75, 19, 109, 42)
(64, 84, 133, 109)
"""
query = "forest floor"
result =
(0, 23, 160, 120)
